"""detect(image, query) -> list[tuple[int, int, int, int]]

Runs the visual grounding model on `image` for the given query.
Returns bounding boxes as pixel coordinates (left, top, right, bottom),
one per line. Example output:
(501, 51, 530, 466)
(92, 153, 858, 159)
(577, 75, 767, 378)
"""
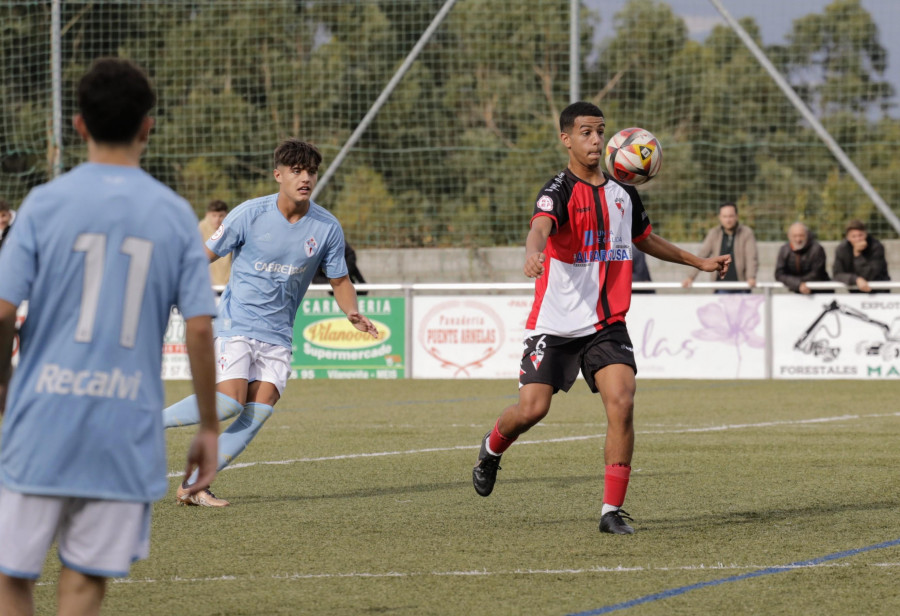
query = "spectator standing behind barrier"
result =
(832, 219, 890, 293)
(313, 242, 368, 295)
(0, 199, 13, 251)
(682, 202, 757, 292)
(198, 199, 231, 287)
(775, 222, 830, 294)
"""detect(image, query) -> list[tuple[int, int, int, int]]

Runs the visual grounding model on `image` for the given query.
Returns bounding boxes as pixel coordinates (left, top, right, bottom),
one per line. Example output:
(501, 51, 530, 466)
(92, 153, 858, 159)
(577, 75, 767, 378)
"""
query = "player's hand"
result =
(701, 254, 731, 277)
(524, 252, 545, 278)
(183, 427, 218, 495)
(348, 312, 379, 338)
(799, 282, 811, 295)
(856, 276, 871, 293)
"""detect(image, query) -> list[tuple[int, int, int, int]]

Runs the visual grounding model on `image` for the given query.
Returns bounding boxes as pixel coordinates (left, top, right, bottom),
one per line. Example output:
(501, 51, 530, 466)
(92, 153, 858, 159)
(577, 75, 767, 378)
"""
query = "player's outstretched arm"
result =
(524, 217, 553, 278)
(636, 233, 731, 278)
(182, 315, 219, 493)
(0, 299, 16, 417)
(330, 275, 379, 338)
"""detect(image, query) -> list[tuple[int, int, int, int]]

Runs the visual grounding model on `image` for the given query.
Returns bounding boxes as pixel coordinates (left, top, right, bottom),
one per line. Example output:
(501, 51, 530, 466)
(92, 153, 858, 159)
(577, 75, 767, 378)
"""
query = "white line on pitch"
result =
(34, 560, 900, 588)
(167, 411, 900, 478)
(111, 560, 898, 584)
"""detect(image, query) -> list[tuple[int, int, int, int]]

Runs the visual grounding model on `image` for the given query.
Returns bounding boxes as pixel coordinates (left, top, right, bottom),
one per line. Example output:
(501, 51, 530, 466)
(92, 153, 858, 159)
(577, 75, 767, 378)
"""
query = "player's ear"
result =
(137, 116, 154, 144)
(73, 114, 90, 142)
(273, 167, 282, 183)
(560, 131, 571, 148)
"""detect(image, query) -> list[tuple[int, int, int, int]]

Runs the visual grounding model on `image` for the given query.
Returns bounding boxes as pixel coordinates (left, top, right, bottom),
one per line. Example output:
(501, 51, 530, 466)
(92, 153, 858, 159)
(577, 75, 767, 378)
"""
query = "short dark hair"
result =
(719, 202, 737, 214)
(206, 199, 228, 213)
(273, 138, 322, 173)
(845, 219, 867, 234)
(559, 102, 604, 133)
(0, 199, 9, 213)
(77, 58, 156, 145)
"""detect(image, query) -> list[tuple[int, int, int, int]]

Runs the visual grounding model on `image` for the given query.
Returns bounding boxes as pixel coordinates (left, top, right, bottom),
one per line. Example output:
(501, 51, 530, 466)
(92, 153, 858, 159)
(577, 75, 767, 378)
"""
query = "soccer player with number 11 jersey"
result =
(0, 58, 219, 614)
(472, 102, 731, 534)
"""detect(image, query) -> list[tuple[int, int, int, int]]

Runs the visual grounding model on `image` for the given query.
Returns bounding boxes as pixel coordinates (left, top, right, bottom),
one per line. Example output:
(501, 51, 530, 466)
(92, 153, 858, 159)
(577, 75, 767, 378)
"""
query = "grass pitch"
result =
(31, 379, 900, 615)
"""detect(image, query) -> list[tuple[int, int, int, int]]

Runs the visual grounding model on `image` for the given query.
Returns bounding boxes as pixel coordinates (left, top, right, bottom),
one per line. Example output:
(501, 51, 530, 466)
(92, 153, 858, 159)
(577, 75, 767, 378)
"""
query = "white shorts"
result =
(0, 487, 150, 580)
(216, 336, 292, 395)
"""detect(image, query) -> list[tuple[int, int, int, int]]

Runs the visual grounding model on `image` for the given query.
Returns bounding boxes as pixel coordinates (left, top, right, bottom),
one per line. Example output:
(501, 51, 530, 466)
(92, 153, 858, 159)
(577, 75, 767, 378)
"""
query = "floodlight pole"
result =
(50, 0, 63, 177)
(570, 0, 580, 102)
(311, 0, 460, 201)
(708, 0, 900, 235)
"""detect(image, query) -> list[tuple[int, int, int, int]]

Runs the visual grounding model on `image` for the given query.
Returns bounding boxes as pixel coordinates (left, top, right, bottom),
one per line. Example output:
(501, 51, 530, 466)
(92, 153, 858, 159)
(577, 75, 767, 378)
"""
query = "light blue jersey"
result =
(207, 194, 347, 349)
(0, 163, 216, 502)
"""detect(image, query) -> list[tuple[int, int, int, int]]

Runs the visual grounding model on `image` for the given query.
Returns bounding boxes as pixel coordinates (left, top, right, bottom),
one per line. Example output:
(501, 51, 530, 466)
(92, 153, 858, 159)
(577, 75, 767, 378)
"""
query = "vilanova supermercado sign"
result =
(291, 297, 405, 379)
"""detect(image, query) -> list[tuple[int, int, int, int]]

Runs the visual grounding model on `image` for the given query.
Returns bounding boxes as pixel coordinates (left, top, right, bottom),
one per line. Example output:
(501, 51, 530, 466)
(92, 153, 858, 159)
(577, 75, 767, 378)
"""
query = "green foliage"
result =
(1, 0, 898, 246)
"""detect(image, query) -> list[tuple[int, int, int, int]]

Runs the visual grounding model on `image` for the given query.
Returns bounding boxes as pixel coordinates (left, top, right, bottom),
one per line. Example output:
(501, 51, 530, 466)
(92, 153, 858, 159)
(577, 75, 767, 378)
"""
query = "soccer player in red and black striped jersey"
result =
(472, 102, 731, 534)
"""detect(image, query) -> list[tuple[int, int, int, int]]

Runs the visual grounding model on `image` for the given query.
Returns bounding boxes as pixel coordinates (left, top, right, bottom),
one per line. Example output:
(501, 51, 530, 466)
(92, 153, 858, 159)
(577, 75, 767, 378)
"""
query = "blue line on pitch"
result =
(567, 537, 900, 616)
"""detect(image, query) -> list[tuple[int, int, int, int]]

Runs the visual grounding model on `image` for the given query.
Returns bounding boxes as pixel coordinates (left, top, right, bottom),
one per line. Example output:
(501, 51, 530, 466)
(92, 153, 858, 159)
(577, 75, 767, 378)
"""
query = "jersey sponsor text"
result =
(253, 261, 307, 275)
(35, 363, 142, 400)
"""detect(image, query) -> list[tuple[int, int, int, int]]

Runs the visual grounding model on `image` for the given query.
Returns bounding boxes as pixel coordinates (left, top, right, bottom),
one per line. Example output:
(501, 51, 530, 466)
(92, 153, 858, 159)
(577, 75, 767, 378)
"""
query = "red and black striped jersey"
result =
(526, 168, 652, 337)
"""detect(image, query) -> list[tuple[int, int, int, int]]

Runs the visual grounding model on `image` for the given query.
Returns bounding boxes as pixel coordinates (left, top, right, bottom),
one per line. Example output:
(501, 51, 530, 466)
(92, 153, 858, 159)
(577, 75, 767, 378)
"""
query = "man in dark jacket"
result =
(775, 222, 830, 294)
(0, 199, 12, 251)
(832, 219, 890, 293)
(313, 242, 367, 295)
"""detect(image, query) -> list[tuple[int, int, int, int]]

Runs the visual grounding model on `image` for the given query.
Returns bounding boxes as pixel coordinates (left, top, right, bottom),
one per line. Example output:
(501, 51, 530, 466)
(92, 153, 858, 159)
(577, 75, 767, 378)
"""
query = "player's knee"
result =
(605, 395, 634, 425)
(517, 400, 550, 427)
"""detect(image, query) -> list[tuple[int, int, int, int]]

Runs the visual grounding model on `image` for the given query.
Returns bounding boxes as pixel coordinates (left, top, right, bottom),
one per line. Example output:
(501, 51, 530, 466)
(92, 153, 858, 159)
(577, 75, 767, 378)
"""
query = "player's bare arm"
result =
(636, 233, 731, 277)
(330, 275, 379, 338)
(524, 216, 553, 278)
(182, 315, 219, 494)
(205, 246, 220, 264)
(0, 298, 16, 416)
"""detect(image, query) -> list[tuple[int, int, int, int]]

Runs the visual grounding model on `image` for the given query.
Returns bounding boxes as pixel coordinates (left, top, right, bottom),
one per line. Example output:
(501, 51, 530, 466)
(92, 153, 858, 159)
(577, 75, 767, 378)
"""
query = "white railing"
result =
(297, 281, 899, 293)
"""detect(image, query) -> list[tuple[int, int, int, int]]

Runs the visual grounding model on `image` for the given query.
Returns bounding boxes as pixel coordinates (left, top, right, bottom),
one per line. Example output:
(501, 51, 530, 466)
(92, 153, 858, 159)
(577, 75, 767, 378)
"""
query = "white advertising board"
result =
(160, 292, 900, 381)
(412, 296, 530, 378)
(772, 294, 900, 379)
(411, 294, 768, 380)
(628, 293, 766, 379)
(161, 307, 192, 380)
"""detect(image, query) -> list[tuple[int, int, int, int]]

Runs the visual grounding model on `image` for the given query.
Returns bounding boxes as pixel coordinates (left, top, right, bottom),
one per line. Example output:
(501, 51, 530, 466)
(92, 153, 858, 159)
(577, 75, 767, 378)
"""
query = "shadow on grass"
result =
(235, 472, 600, 504)
(643, 499, 898, 531)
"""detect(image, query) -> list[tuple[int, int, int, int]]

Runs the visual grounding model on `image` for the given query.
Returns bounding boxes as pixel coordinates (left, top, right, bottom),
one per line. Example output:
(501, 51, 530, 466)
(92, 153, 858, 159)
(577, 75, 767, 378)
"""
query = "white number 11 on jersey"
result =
(73, 233, 153, 348)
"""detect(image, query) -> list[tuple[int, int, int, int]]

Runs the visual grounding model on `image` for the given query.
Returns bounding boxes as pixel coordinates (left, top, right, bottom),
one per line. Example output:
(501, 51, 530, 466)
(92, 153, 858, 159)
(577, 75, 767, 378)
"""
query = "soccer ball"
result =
(604, 127, 662, 186)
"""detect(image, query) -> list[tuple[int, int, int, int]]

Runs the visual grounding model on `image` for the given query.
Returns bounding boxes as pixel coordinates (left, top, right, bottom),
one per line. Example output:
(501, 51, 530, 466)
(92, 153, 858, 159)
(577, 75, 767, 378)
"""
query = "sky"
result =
(587, 0, 900, 115)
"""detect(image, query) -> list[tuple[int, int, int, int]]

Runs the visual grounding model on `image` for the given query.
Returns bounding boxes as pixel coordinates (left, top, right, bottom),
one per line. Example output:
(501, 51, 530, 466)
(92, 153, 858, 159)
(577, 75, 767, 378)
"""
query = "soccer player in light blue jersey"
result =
(0, 58, 220, 616)
(164, 138, 378, 507)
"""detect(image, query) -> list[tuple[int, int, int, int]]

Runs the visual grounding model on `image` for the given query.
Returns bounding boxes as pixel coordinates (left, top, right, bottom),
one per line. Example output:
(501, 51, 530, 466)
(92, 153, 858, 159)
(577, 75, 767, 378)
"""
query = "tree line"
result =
(0, 0, 896, 246)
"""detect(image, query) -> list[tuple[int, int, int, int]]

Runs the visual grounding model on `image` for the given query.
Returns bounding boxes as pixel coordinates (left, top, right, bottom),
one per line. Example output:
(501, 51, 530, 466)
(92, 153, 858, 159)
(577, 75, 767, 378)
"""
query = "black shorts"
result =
(519, 322, 637, 394)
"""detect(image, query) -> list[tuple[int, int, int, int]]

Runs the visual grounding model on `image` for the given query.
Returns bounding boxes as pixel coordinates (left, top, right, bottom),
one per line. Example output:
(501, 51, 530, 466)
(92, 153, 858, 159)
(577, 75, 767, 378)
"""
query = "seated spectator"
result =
(631, 245, 654, 294)
(832, 219, 890, 293)
(0, 199, 13, 251)
(682, 202, 757, 293)
(775, 222, 830, 294)
(198, 199, 231, 287)
(313, 242, 367, 295)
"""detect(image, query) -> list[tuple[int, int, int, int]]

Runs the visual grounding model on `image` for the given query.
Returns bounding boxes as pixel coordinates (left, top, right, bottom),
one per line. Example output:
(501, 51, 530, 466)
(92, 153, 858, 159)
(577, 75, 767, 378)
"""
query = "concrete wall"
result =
(356, 240, 900, 285)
